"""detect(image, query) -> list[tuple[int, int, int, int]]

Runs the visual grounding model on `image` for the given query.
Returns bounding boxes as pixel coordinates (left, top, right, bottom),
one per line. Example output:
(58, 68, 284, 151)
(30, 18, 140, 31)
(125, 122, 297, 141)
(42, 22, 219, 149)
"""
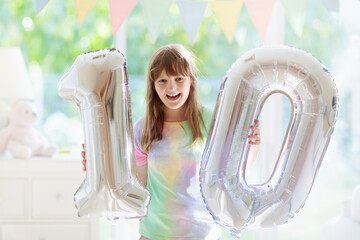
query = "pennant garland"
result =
(35, 0, 339, 42)
(209, 0, 243, 43)
(176, 0, 208, 45)
(243, 0, 275, 41)
(139, 0, 174, 43)
(36, 0, 50, 15)
(109, 0, 138, 35)
(280, 0, 307, 37)
(74, 0, 97, 25)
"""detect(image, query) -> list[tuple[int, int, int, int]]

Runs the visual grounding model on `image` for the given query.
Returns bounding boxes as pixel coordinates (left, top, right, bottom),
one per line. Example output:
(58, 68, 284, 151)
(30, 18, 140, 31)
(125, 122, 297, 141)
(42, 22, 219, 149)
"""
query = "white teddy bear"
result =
(0, 101, 57, 158)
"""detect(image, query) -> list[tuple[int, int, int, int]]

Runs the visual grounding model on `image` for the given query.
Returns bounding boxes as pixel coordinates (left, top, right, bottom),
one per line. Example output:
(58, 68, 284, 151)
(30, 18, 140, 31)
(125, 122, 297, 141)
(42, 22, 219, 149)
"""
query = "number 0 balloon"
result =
(200, 46, 338, 235)
(58, 49, 150, 221)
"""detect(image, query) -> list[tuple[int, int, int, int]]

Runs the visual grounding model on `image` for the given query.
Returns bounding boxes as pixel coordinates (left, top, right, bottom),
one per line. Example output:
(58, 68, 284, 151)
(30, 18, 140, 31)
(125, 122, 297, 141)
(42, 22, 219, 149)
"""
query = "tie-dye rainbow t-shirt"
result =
(133, 108, 221, 240)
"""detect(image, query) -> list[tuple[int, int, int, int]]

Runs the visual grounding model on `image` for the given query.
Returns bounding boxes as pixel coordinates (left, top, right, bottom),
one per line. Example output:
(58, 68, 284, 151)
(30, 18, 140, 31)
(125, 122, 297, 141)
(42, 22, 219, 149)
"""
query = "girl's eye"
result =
(175, 77, 183, 81)
(158, 79, 166, 83)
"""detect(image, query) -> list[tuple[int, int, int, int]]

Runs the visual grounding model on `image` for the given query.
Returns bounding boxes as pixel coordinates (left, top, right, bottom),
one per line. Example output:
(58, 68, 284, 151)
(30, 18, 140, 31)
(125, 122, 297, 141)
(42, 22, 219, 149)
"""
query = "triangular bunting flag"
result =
(280, 0, 307, 37)
(244, 0, 275, 41)
(210, 0, 243, 43)
(74, 0, 97, 25)
(321, 0, 339, 13)
(176, 0, 208, 45)
(109, 0, 138, 35)
(140, 0, 174, 42)
(36, 0, 50, 14)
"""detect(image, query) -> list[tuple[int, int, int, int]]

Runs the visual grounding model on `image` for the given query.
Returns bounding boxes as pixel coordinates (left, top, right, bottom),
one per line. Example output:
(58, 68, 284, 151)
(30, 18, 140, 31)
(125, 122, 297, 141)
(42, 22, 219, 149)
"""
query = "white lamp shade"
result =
(0, 47, 34, 100)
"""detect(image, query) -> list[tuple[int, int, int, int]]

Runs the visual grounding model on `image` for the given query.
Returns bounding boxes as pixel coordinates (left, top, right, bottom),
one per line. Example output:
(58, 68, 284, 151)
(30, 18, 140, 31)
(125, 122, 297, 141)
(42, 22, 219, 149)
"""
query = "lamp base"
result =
(0, 101, 10, 129)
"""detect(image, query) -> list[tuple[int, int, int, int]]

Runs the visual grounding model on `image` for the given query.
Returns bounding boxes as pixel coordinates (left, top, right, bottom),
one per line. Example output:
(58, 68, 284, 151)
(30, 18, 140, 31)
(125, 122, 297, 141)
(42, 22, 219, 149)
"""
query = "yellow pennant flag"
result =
(210, 0, 243, 43)
(74, 0, 97, 25)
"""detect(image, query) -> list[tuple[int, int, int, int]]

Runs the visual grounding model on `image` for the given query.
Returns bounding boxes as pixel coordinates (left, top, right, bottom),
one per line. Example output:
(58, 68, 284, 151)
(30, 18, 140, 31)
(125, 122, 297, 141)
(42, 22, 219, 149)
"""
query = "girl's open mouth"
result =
(166, 93, 181, 101)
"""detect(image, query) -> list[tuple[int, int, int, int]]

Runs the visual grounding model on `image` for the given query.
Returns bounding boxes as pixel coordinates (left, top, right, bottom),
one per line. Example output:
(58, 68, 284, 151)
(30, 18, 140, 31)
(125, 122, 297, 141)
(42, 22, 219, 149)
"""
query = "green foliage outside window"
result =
(0, 0, 350, 153)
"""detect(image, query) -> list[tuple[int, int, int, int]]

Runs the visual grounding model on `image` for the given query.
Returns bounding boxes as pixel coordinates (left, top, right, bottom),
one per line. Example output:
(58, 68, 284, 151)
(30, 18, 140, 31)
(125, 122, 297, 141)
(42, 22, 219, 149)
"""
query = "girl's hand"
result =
(248, 120, 260, 145)
(81, 144, 86, 171)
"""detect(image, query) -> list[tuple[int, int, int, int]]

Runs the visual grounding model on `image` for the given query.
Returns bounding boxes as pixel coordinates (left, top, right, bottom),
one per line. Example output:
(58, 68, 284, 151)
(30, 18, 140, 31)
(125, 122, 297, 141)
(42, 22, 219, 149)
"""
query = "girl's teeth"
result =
(167, 93, 180, 100)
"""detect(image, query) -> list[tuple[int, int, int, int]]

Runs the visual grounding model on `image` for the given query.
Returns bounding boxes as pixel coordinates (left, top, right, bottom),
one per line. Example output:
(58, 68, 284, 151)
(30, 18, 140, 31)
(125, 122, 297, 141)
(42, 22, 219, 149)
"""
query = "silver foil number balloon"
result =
(200, 46, 338, 234)
(58, 49, 150, 221)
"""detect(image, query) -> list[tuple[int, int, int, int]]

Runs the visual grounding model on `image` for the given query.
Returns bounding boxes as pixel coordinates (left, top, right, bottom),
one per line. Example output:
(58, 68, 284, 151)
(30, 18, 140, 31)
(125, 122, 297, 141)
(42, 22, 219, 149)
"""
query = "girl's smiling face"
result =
(154, 69, 191, 117)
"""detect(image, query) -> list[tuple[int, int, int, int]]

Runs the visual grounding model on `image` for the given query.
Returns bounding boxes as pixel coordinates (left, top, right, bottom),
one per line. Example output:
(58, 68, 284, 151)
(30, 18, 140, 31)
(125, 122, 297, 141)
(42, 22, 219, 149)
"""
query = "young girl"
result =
(82, 44, 260, 239)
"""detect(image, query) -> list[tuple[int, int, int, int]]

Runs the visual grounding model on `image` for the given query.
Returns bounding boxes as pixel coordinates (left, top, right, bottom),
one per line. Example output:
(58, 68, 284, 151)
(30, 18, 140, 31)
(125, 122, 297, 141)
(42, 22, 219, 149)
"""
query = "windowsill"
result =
(0, 150, 81, 161)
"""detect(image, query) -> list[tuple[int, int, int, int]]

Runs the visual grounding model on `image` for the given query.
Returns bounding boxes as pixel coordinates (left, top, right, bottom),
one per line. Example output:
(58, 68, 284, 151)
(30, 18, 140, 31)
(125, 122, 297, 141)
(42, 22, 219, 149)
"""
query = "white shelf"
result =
(0, 157, 98, 240)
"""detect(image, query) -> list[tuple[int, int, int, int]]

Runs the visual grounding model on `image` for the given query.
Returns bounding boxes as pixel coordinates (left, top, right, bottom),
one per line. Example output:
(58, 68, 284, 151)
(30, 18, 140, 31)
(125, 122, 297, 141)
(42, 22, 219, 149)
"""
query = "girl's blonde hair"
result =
(141, 44, 205, 153)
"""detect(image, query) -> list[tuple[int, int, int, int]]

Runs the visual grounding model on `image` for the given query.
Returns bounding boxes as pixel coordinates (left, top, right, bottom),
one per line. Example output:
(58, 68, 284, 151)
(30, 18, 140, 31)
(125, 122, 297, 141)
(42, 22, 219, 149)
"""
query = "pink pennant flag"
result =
(177, 0, 208, 45)
(244, 0, 275, 41)
(109, 0, 138, 35)
(210, 0, 243, 43)
(74, 0, 97, 25)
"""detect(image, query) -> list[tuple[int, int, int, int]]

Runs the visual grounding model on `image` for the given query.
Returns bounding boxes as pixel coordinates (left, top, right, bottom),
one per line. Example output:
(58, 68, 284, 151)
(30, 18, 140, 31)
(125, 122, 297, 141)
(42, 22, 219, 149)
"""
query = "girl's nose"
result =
(167, 79, 177, 91)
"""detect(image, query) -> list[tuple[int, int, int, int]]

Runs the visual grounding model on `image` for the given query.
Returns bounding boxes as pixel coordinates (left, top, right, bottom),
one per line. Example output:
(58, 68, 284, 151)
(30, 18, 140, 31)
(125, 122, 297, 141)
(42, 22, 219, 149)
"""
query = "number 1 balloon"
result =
(58, 48, 150, 221)
(200, 45, 338, 236)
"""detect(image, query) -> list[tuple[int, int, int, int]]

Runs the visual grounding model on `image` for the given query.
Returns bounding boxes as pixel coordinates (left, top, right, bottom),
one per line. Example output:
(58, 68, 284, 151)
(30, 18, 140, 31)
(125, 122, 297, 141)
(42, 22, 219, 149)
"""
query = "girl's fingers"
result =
(81, 150, 87, 171)
(82, 144, 85, 150)
(82, 159, 87, 171)
(248, 135, 260, 141)
(250, 126, 260, 135)
(249, 120, 260, 145)
(250, 120, 260, 134)
(249, 138, 260, 145)
(248, 134, 260, 145)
